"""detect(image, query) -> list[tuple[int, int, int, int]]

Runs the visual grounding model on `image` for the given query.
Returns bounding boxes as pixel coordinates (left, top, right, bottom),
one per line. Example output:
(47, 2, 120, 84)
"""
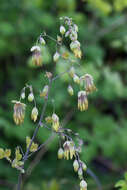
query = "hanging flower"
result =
(73, 74, 80, 84)
(63, 141, 75, 160)
(67, 85, 74, 96)
(40, 36, 46, 45)
(12, 100, 26, 125)
(31, 107, 38, 122)
(80, 180, 87, 190)
(81, 74, 96, 93)
(81, 161, 87, 171)
(78, 91, 88, 111)
(53, 52, 60, 62)
(70, 40, 82, 59)
(40, 85, 49, 98)
(28, 92, 34, 102)
(52, 113, 60, 132)
(60, 25, 66, 35)
(73, 159, 79, 172)
(31, 45, 42, 66)
(69, 67, 75, 78)
(58, 148, 64, 159)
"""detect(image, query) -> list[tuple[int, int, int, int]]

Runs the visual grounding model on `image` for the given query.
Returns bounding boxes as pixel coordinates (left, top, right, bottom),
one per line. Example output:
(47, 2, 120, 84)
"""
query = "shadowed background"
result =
(0, 0, 127, 189)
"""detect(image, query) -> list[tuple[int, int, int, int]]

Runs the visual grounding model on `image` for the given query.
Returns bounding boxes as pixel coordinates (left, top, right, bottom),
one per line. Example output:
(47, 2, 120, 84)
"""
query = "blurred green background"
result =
(0, 0, 127, 189)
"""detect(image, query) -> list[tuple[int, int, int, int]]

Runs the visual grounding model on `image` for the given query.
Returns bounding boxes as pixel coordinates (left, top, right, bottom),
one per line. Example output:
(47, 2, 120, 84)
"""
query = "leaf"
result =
(115, 180, 126, 188)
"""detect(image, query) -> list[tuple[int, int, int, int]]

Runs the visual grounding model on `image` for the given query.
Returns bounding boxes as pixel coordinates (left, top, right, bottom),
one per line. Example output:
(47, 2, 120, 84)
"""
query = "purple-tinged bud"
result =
(28, 93, 34, 102)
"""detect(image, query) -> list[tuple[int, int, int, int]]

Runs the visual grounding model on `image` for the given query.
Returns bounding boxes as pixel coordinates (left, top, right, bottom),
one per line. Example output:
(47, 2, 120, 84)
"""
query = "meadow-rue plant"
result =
(0, 16, 97, 190)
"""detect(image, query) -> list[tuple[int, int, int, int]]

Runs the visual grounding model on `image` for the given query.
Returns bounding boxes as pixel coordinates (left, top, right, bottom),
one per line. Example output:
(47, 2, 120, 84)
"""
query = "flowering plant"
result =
(0, 17, 97, 190)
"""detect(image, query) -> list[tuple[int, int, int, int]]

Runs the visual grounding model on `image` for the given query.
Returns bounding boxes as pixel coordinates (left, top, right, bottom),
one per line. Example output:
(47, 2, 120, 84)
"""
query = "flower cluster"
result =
(0, 148, 11, 161)
(8, 16, 98, 189)
(0, 147, 24, 173)
(58, 141, 75, 160)
(78, 91, 88, 111)
(26, 136, 38, 152)
(12, 85, 39, 125)
(67, 66, 96, 111)
(31, 45, 42, 66)
(12, 100, 26, 125)
(60, 16, 82, 59)
(57, 129, 87, 190)
(80, 74, 97, 94)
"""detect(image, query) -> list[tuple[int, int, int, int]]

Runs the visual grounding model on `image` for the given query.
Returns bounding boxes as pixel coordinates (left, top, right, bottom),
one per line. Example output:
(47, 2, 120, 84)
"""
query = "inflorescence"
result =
(0, 16, 97, 190)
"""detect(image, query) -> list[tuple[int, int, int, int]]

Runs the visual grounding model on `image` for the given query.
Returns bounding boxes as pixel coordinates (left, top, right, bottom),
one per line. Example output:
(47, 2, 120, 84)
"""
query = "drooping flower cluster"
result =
(80, 74, 97, 94)
(8, 17, 98, 189)
(78, 91, 88, 111)
(63, 141, 75, 160)
(31, 45, 42, 66)
(12, 100, 26, 125)
(52, 113, 60, 132)
(67, 66, 96, 111)
(57, 129, 87, 190)
(12, 85, 39, 125)
(60, 16, 82, 59)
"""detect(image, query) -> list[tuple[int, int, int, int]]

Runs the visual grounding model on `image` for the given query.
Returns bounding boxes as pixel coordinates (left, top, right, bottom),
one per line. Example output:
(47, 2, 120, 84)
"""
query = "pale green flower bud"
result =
(73, 160, 79, 172)
(31, 107, 38, 122)
(40, 85, 49, 97)
(58, 148, 64, 159)
(21, 92, 25, 99)
(82, 162, 87, 171)
(53, 52, 60, 62)
(60, 25, 66, 35)
(70, 31, 78, 41)
(40, 37, 46, 45)
(70, 40, 80, 51)
(0, 148, 5, 159)
(52, 113, 60, 132)
(74, 24, 78, 32)
(69, 67, 75, 78)
(73, 74, 80, 84)
(28, 93, 34, 102)
(67, 85, 74, 96)
(80, 180, 87, 190)
(78, 167, 83, 179)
